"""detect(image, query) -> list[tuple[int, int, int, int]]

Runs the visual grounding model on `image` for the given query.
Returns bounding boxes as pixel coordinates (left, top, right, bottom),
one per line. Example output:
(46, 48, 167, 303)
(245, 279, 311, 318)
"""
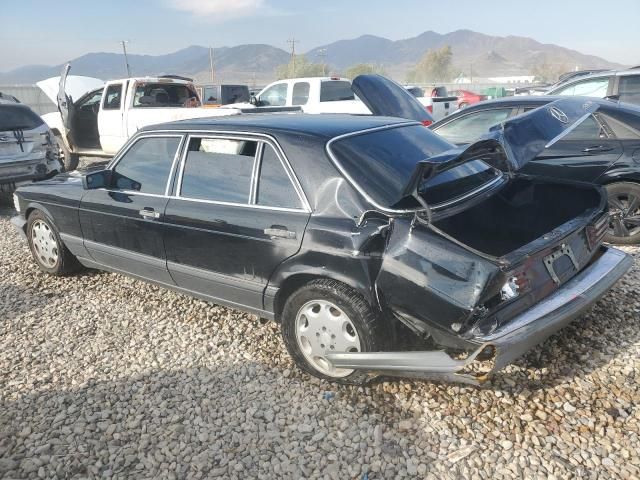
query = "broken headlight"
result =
(500, 277, 520, 301)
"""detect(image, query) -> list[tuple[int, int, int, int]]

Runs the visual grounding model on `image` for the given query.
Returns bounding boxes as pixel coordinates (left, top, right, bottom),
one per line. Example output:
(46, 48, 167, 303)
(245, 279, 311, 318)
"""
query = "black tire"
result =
(26, 210, 81, 275)
(281, 279, 385, 385)
(604, 182, 640, 245)
(54, 134, 80, 171)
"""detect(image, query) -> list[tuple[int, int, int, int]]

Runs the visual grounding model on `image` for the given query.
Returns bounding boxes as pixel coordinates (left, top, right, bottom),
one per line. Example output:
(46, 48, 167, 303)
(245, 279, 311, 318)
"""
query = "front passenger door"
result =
(79, 135, 183, 283)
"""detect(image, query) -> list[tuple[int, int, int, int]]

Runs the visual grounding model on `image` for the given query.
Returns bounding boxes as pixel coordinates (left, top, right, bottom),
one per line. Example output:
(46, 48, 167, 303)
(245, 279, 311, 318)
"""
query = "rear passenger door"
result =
(163, 135, 310, 314)
(520, 110, 623, 182)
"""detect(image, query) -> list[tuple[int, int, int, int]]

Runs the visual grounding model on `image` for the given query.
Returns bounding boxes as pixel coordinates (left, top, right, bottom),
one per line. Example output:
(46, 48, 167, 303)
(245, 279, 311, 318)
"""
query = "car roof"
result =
(143, 113, 415, 140)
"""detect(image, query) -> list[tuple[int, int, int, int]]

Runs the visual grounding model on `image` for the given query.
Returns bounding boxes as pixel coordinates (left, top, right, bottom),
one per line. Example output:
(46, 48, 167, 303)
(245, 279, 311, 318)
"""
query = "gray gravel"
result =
(1, 203, 639, 480)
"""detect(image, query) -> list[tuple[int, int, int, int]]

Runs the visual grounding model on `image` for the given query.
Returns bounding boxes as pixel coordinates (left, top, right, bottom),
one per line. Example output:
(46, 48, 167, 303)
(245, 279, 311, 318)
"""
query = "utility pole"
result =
(287, 38, 298, 76)
(209, 47, 215, 83)
(121, 40, 131, 77)
(317, 48, 327, 75)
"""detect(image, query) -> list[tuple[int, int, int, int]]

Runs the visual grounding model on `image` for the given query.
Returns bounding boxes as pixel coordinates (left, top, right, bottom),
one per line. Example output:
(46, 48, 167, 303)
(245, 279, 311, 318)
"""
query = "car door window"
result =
(292, 82, 310, 106)
(256, 144, 302, 209)
(552, 78, 609, 97)
(180, 137, 258, 203)
(77, 91, 103, 111)
(103, 84, 123, 110)
(563, 115, 606, 140)
(111, 136, 181, 194)
(434, 108, 513, 144)
(618, 75, 640, 104)
(259, 83, 288, 106)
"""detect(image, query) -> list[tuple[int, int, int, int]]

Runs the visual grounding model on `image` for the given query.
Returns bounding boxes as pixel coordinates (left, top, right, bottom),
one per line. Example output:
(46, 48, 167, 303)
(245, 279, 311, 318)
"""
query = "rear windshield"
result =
(0, 104, 44, 131)
(419, 160, 500, 205)
(320, 81, 355, 102)
(133, 82, 199, 108)
(329, 125, 453, 208)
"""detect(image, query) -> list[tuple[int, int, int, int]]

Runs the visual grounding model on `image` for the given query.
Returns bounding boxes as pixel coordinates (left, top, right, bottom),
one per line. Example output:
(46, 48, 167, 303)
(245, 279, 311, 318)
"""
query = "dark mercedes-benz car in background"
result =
(431, 96, 640, 244)
(11, 77, 633, 385)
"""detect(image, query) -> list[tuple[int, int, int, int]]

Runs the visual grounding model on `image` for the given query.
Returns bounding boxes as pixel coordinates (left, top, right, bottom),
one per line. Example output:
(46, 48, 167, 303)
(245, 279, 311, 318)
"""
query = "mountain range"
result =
(0, 29, 626, 85)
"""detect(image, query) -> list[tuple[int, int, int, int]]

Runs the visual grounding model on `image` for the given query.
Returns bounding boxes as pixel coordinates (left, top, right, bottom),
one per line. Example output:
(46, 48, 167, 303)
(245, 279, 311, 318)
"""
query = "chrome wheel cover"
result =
(31, 219, 59, 268)
(295, 299, 361, 378)
(608, 192, 640, 238)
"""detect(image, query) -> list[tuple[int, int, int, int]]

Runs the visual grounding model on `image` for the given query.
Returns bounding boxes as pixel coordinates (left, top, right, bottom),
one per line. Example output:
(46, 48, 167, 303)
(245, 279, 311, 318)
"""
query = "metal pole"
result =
(209, 47, 215, 83)
(121, 41, 131, 77)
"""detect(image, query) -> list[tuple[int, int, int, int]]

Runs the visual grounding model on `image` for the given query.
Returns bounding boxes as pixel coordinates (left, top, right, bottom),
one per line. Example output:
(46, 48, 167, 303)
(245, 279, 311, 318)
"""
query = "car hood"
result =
(36, 74, 104, 105)
(400, 98, 600, 204)
(351, 74, 434, 124)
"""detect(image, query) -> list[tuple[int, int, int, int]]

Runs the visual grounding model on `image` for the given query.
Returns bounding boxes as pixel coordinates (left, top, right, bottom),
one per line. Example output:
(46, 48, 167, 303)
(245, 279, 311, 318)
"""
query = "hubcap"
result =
(31, 220, 59, 268)
(295, 299, 361, 378)
(608, 192, 640, 238)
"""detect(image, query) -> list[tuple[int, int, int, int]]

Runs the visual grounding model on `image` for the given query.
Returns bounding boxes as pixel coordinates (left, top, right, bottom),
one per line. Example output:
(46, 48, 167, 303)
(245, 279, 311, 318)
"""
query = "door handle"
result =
(139, 209, 160, 220)
(264, 226, 296, 239)
(582, 145, 614, 153)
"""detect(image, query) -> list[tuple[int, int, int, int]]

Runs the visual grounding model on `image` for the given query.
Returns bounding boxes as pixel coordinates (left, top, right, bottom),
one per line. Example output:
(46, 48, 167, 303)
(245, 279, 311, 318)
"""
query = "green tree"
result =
(407, 45, 453, 83)
(276, 55, 327, 79)
(531, 61, 569, 83)
(344, 63, 386, 79)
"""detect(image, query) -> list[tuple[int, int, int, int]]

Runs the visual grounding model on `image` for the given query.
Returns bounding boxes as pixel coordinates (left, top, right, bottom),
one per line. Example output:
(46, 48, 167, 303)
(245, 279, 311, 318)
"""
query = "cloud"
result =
(167, 0, 265, 21)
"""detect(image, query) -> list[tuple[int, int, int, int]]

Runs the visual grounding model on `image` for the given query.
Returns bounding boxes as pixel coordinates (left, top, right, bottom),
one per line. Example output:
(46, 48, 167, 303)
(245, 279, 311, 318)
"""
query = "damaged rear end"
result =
(325, 98, 633, 384)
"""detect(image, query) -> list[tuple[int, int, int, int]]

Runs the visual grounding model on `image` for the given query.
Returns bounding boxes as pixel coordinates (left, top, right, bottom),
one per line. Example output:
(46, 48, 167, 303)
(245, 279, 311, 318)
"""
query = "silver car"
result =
(0, 103, 62, 197)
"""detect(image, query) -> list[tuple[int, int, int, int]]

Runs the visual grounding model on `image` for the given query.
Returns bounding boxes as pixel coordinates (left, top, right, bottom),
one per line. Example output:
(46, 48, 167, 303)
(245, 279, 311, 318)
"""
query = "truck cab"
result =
(40, 65, 240, 169)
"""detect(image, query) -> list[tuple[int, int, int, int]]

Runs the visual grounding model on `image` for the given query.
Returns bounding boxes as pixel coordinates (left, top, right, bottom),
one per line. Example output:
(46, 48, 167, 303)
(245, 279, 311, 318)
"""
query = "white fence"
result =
(0, 85, 57, 115)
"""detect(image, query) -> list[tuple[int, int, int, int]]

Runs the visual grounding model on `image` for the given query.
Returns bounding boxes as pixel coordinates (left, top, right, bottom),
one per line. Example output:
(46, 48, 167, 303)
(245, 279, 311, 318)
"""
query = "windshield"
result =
(0, 104, 44, 130)
(133, 82, 200, 108)
(329, 124, 454, 209)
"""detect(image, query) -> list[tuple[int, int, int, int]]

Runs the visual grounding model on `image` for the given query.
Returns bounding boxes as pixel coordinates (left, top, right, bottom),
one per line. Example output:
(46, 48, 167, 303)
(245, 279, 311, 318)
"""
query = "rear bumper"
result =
(326, 247, 633, 384)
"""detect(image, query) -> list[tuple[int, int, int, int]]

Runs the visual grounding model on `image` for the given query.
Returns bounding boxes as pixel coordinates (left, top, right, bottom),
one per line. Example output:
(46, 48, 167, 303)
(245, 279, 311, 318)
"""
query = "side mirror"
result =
(250, 95, 260, 106)
(83, 169, 111, 190)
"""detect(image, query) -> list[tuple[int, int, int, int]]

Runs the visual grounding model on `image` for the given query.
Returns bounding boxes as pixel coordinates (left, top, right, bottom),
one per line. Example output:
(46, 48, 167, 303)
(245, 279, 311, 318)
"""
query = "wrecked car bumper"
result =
(326, 247, 633, 384)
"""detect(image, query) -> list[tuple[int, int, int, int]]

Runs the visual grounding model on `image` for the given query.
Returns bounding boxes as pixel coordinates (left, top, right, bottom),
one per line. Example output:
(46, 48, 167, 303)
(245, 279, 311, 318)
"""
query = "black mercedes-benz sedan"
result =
(431, 96, 640, 245)
(11, 97, 633, 385)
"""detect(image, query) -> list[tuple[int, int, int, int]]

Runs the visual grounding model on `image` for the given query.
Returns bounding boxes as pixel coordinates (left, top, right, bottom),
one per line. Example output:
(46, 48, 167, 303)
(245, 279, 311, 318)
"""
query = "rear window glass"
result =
(320, 81, 354, 102)
(0, 105, 44, 130)
(180, 137, 257, 203)
(419, 160, 499, 205)
(330, 125, 453, 208)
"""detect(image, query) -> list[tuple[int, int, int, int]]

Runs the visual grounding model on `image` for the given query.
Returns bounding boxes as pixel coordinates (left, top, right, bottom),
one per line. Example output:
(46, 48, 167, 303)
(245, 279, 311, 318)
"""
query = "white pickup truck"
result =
(246, 77, 370, 114)
(246, 77, 454, 122)
(40, 65, 241, 170)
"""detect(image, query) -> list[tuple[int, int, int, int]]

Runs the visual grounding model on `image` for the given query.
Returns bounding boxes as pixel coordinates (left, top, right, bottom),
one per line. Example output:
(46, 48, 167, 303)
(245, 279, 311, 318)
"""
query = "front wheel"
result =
(27, 210, 81, 275)
(54, 134, 80, 172)
(604, 182, 640, 245)
(281, 279, 385, 385)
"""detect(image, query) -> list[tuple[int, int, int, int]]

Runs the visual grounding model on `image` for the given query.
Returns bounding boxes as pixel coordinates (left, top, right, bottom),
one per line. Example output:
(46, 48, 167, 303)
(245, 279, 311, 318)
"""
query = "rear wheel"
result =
(27, 210, 81, 275)
(604, 182, 640, 245)
(54, 134, 79, 171)
(281, 279, 384, 385)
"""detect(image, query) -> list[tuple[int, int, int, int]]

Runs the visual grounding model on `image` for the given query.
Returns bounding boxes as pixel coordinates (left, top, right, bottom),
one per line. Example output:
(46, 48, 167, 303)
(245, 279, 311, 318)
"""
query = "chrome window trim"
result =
(325, 122, 505, 215)
(249, 142, 264, 204)
(175, 132, 310, 212)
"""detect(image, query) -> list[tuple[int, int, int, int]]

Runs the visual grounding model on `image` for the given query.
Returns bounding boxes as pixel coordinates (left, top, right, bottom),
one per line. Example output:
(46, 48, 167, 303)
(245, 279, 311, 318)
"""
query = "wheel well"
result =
(272, 274, 376, 321)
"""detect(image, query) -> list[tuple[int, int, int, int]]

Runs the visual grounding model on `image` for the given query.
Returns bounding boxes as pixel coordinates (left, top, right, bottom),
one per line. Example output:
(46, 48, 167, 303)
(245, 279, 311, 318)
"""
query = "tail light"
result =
(421, 120, 433, 127)
(426, 105, 433, 114)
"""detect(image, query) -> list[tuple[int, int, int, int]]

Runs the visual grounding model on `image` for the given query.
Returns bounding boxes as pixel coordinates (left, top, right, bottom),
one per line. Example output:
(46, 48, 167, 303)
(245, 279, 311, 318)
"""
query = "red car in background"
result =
(450, 89, 486, 109)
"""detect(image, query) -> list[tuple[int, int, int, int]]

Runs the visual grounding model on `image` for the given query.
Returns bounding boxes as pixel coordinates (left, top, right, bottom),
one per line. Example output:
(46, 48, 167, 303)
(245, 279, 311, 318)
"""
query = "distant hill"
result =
(308, 29, 626, 78)
(0, 29, 626, 85)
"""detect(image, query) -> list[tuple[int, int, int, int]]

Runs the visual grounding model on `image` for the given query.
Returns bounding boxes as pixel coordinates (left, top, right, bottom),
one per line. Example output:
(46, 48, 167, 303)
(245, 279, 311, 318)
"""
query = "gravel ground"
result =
(1, 202, 639, 480)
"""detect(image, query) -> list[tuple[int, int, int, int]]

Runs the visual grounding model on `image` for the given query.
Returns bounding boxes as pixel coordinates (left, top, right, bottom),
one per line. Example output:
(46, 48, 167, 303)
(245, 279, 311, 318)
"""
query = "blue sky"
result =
(1, 0, 638, 71)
